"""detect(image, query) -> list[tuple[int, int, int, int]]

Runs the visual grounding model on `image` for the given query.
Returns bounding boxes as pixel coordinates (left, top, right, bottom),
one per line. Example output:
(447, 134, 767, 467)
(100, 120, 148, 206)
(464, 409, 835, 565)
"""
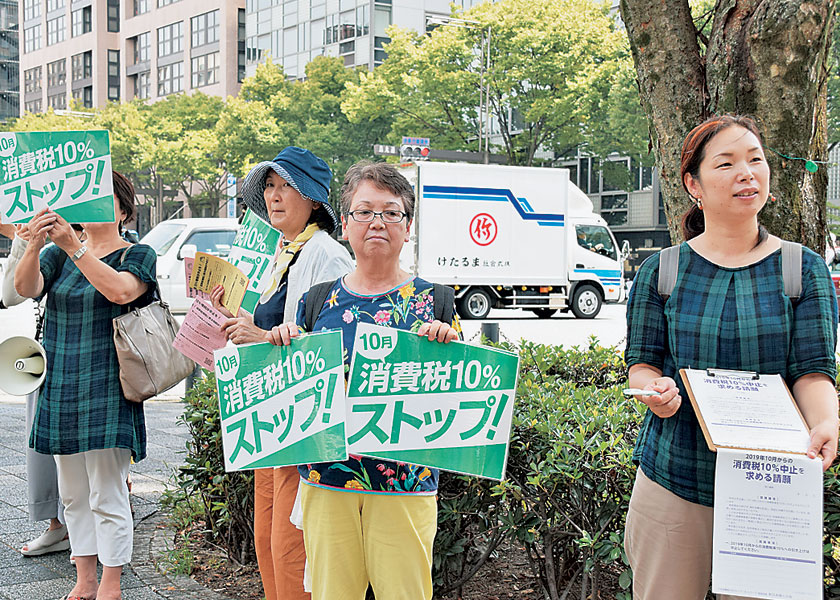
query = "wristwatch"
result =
(70, 245, 88, 262)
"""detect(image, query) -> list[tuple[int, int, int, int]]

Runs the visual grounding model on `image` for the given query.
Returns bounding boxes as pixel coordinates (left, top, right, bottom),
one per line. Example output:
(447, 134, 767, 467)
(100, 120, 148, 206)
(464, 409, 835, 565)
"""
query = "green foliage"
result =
(217, 56, 392, 205)
(160, 531, 196, 576)
(163, 371, 255, 565)
(343, 0, 643, 166)
(824, 462, 840, 596)
(434, 339, 638, 599)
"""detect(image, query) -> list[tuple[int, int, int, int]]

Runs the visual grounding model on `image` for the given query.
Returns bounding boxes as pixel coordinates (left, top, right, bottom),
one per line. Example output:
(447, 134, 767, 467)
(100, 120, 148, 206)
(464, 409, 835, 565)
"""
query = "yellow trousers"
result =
(300, 483, 437, 600)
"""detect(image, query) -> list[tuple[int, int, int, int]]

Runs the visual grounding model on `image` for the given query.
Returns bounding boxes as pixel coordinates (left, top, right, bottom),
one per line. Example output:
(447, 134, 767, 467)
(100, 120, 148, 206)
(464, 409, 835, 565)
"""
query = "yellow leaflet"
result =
(189, 252, 249, 316)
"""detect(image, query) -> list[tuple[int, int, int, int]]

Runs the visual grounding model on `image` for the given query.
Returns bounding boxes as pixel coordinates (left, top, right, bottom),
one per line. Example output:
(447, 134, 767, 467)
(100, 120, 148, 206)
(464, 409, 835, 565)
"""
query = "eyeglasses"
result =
(346, 210, 407, 224)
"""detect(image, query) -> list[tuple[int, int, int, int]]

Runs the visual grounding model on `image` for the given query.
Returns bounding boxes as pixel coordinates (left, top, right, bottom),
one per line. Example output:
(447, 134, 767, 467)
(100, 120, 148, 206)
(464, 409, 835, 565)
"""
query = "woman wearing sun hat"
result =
(210, 146, 353, 600)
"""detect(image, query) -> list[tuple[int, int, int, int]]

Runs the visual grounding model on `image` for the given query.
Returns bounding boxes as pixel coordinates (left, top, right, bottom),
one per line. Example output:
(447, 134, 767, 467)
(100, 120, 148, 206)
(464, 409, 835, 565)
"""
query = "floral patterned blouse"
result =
(295, 276, 459, 495)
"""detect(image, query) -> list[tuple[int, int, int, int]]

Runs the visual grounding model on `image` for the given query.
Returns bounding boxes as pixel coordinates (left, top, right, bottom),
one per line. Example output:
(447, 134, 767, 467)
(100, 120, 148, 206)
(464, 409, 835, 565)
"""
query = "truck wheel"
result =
(458, 288, 492, 320)
(571, 284, 602, 319)
(530, 308, 557, 319)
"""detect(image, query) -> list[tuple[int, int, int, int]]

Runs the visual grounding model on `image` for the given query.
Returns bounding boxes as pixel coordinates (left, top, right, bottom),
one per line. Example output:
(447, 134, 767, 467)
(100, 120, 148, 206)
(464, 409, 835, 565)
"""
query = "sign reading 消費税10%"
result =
(0, 131, 115, 224)
(346, 323, 519, 480)
(214, 330, 347, 471)
(227, 209, 282, 313)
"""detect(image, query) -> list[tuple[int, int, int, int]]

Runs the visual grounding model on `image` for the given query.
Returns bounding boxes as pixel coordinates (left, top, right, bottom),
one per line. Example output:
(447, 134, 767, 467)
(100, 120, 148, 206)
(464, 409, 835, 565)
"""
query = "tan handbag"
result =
(113, 250, 195, 402)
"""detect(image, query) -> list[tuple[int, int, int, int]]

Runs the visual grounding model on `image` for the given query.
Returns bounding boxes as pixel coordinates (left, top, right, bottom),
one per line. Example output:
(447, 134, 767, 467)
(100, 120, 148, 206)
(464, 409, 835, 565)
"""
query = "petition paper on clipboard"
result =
(680, 368, 822, 600)
(681, 368, 809, 453)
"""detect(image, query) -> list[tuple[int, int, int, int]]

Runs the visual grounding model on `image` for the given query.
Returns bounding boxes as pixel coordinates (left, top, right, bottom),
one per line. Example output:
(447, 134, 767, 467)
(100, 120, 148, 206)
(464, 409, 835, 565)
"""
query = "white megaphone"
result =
(0, 336, 47, 396)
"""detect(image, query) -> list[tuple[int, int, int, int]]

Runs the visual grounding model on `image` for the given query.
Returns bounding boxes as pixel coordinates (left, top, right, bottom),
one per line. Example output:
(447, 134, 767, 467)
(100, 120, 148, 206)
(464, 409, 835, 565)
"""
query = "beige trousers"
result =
(624, 469, 759, 600)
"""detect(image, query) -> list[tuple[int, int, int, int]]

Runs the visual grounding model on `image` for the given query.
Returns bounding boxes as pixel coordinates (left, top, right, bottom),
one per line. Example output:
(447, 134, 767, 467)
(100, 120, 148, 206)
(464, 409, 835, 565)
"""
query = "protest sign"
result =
(0, 130, 115, 224)
(214, 331, 346, 471)
(189, 252, 249, 315)
(346, 323, 519, 480)
(227, 209, 281, 313)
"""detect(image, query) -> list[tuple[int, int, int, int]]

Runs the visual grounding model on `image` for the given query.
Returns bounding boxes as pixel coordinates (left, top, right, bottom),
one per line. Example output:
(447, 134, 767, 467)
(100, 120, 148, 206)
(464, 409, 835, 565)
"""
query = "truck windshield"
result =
(140, 223, 187, 256)
(575, 225, 617, 261)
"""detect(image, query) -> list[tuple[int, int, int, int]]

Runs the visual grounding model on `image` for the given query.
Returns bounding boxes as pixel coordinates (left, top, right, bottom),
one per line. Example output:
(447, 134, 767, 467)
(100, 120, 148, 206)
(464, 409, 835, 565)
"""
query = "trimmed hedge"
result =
(165, 340, 840, 598)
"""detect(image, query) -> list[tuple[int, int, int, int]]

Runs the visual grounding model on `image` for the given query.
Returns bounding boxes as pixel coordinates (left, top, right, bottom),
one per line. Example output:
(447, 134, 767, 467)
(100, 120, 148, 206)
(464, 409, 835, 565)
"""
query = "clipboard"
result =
(679, 368, 811, 455)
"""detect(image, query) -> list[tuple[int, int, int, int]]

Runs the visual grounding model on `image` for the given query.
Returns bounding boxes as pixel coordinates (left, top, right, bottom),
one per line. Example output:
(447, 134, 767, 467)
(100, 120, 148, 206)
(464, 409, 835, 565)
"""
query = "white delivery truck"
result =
(400, 162, 628, 319)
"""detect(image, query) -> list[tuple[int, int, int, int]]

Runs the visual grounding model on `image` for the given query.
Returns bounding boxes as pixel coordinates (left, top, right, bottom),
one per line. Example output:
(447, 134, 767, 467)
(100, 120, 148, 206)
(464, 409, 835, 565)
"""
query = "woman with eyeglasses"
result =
(266, 161, 459, 600)
(210, 146, 353, 600)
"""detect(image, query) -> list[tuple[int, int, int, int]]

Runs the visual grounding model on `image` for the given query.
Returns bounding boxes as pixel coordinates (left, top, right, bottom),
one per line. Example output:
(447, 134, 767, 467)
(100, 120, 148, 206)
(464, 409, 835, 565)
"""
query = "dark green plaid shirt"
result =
(31, 243, 157, 461)
(625, 243, 837, 506)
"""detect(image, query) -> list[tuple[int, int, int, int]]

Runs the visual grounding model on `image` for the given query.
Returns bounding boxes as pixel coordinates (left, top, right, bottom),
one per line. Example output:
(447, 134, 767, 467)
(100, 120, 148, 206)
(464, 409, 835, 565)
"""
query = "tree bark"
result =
(621, 0, 835, 250)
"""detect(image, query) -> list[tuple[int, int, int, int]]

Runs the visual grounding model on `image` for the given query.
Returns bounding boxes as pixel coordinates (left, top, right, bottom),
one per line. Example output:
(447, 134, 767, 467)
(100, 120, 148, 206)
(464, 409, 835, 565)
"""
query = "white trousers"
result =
(55, 448, 133, 567)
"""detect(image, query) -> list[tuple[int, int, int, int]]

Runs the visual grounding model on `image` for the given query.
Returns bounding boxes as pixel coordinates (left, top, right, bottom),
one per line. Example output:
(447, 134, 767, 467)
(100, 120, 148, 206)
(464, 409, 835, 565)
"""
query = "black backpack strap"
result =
(657, 245, 680, 299)
(433, 283, 455, 324)
(780, 240, 802, 300)
(304, 280, 339, 332)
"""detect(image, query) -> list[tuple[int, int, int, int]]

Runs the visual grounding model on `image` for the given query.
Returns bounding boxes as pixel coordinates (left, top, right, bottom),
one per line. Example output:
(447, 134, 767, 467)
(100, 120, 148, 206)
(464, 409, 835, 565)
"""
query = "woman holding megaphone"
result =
(14, 172, 156, 600)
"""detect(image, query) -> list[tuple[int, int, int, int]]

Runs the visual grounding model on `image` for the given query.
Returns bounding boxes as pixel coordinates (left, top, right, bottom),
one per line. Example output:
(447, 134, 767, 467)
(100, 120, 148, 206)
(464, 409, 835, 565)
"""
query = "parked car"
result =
(140, 218, 239, 313)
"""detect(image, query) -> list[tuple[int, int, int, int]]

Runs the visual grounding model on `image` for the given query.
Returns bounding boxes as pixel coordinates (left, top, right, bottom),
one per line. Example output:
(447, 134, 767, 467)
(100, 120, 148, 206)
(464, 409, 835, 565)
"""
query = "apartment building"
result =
(0, 0, 17, 121)
(18, 0, 245, 117)
(244, 0, 489, 79)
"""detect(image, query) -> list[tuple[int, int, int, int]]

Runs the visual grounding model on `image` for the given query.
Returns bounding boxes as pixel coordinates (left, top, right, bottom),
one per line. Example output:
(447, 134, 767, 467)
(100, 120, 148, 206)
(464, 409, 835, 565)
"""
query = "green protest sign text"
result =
(347, 323, 519, 480)
(0, 130, 115, 224)
(215, 330, 346, 471)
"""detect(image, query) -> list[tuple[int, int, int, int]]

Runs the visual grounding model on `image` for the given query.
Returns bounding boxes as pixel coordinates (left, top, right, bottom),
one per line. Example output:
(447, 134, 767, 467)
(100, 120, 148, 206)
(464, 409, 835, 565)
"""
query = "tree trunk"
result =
(620, 0, 835, 251)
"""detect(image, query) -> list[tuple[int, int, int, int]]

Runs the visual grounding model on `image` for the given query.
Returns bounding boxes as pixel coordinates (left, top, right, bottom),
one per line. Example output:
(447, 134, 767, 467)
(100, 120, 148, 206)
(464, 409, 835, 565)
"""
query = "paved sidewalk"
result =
(0, 395, 231, 600)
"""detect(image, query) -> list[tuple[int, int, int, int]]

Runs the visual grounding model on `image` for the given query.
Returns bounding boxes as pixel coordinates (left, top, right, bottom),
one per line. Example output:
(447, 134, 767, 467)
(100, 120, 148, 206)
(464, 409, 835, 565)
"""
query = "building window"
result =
(157, 62, 183, 96)
(24, 25, 41, 53)
(135, 71, 151, 99)
(107, 0, 119, 32)
(356, 5, 369, 36)
(191, 10, 219, 48)
(191, 52, 218, 88)
(72, 86, 92, 108)
(24, 99, 42, 113)
(24, 66, 42, 93)
(600, 194, 628, 227)
(158, 22, 183, 57)
(134, 0, 149, 16)
(47, 16, 65, 46)
(237, 9, 246, 82)
(71, 51, 92, 81)
(46, 0, 65, 13)
(325, 14, 338, 44)
(108, 50, 119, 100)
(374, 36, 389, 66)
(23, 0, 40, 22)
(46, 59, 66, 88)
(157, 0, 181, 6)
(71, 7, 91, 37)
(134, 32, 150, 64)
(47, 92, 66, 110)
(310, 0, 325, 19)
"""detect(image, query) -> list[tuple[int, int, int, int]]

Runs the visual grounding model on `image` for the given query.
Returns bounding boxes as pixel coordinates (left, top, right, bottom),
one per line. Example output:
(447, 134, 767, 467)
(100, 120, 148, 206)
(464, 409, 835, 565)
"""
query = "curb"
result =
(132, 510, 234, 600)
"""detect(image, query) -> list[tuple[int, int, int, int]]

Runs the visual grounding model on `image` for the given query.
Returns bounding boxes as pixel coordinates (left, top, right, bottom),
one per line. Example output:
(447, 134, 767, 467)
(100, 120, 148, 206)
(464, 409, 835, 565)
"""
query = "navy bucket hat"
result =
(241, 146, 339, 233)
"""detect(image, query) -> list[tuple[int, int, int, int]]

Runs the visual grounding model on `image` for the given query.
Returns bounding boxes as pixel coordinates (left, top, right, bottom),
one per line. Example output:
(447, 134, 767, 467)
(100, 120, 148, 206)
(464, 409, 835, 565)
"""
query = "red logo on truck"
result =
(469, 213, 497, 246)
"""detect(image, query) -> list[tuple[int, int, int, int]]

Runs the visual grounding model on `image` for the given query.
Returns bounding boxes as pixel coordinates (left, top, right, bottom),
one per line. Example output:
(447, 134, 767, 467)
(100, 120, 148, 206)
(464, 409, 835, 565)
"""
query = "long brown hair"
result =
(679, 114, 768, 244)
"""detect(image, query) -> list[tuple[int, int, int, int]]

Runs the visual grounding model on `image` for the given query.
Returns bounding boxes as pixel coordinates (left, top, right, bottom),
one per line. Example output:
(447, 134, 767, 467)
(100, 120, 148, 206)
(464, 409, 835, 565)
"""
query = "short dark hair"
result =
(339, 161, 415, 220)
(112, 170, 137, 226)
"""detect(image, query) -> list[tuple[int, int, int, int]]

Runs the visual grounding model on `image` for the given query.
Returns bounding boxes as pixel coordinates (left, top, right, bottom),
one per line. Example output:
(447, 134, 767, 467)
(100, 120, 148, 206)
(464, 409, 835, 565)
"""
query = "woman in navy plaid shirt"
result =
(624, 115, 839, 599)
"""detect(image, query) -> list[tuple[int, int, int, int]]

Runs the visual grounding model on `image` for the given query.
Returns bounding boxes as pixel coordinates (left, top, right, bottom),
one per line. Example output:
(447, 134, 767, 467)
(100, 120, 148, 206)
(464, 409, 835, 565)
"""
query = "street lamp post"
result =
(425, 15, 491, 163)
